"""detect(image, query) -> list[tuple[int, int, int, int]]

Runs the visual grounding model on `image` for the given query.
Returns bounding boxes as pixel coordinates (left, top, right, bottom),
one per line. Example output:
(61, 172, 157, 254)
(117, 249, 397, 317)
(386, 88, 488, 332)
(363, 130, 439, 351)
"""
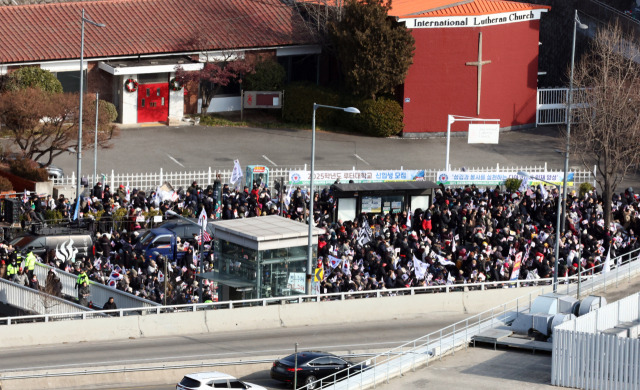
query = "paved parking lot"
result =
(27, 123, 569, 173)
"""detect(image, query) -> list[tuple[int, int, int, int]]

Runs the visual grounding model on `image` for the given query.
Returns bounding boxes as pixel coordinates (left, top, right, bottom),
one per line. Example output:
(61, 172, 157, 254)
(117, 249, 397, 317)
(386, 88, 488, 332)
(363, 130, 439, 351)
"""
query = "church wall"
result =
(402, 19, 542, 134)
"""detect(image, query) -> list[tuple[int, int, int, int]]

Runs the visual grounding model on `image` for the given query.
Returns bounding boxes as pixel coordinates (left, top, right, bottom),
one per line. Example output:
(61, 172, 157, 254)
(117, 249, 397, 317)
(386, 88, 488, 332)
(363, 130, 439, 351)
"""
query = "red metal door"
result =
(138, 83, 169, 123)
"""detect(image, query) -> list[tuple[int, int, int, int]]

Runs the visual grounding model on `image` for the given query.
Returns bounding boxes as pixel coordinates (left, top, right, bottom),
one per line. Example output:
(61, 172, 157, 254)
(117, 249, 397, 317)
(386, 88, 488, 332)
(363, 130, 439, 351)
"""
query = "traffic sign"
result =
(314, 267, 324, 282)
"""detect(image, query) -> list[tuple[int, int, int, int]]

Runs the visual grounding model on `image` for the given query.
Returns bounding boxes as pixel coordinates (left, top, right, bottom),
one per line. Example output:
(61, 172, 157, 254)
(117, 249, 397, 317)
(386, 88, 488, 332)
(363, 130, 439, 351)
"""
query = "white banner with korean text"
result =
(436, 171, 574, 186)
(288, 169, 426, 186)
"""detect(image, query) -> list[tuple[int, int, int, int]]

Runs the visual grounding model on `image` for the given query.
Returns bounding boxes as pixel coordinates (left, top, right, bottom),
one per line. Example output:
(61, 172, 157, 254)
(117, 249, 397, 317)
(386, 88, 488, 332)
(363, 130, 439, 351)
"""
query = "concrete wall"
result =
(121, 74, 138, 124)
(168, 72, 183, 125)
(0, 285, 553, 349)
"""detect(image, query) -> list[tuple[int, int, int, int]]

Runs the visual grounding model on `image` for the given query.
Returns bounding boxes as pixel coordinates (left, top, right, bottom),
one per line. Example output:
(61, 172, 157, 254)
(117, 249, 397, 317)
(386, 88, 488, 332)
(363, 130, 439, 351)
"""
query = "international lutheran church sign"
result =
(400, 9, 546, 29)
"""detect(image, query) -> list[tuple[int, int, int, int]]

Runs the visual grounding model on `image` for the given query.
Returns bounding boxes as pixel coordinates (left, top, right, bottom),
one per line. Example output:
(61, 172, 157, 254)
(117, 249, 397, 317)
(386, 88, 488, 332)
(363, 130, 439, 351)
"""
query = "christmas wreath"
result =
(124, 78, 138, 93)
(169, 77, 183, 91)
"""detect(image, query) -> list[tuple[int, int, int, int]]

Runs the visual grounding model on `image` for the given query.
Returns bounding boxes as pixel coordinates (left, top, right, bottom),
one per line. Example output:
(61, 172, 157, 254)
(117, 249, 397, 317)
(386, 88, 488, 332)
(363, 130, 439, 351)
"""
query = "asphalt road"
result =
(0, 315, 469, 373)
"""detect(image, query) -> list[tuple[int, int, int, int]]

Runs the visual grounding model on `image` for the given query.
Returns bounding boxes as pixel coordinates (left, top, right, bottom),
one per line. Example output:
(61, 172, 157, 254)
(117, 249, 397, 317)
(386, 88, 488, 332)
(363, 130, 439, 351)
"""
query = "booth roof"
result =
(331, 181, 440, 193)
(211, 215, 323, 242)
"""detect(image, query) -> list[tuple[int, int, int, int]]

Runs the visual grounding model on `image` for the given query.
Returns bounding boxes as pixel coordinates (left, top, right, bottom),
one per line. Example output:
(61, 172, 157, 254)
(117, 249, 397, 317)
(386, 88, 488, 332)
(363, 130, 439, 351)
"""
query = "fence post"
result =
(208, 167, 212, 186)
(616, 259, 619, 287)
(111, 169, 114, 190)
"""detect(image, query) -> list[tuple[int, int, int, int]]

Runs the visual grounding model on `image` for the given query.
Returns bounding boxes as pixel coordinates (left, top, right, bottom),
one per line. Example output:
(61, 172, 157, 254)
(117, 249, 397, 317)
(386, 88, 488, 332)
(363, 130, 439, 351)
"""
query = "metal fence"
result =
(52, 163, 596, 193)
(536, 87, 589, 126)
(552, 291, 640, 390)
(0, 277, 90, 316)
(32, 261, 160, 310)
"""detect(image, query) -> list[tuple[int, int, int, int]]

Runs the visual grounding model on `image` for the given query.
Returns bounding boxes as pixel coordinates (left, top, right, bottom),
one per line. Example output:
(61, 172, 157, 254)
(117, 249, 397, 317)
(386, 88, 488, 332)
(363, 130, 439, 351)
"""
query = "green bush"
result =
(244, 59, 286, 91)
(343, 97, 404, 137)
(86, 210, 105, 221)
(4, 67, 62, 93)
(9, 158, 49, 182)
(282, 83, 340, 126)
(504, 178, 522, 192)
(99, 99, 118, 122)
(44, 209, 63, 222)
(0, 176, 13, 192)
(579, 182, 595, 198)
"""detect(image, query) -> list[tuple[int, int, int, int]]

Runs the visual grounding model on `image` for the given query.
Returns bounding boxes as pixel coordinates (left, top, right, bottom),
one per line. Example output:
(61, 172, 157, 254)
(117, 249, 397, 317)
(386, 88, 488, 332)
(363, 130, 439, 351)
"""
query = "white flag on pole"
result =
(518, 175, 529, 193)
(539, 184, 548, 200)
(357, 218, 372, 246)
(230, 159, 243, 189)
(284, 186, 294, 208)
(198, 207, 207, 231)
(603, 246, 611, 273)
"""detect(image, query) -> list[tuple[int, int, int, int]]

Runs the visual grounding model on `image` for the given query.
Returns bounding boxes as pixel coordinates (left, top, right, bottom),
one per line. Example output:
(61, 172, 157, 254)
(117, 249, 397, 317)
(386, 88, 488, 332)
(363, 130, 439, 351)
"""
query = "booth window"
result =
(410, 195, 431, 213)
(338, 198, 356, 222)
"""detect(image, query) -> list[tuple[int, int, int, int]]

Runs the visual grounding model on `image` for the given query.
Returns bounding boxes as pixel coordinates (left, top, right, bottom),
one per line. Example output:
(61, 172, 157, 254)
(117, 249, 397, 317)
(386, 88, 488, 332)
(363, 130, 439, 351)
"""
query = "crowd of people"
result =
(1, 176, 639, 309)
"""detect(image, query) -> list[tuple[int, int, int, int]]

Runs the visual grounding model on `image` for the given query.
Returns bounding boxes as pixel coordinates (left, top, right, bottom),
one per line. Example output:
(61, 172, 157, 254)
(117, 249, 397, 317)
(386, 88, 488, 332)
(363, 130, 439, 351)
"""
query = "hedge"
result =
(10, 158, 49, 182)
(282, 83, 340, 126)
(350, 97, 404, 137)
(0, 176, 13, 192)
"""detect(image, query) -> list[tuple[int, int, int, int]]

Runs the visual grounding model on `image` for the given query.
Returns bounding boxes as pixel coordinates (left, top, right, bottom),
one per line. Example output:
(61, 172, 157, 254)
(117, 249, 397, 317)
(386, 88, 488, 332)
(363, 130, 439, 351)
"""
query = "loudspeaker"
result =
(4, 199, 20, 224)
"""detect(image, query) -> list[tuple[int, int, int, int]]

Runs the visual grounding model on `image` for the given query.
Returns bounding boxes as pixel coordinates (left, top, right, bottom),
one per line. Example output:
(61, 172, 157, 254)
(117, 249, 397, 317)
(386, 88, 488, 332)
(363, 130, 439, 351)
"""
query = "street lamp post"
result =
(307, 103, 360, 295)
(94, 92, 99, 186)
(76, 9, 105, 205)
(561, 10, 588, 232)
(518, 171, 562, 292)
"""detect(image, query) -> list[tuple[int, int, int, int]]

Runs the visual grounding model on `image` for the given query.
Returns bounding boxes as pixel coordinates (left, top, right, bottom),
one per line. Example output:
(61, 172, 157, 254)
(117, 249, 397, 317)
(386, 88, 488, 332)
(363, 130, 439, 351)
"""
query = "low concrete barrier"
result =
(0, 285, 552, 348)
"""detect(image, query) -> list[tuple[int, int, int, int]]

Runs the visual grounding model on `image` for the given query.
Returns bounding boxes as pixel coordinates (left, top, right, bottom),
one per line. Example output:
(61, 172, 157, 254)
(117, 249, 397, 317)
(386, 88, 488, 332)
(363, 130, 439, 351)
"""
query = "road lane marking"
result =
(262, 155, 277, 166)
(354, 154, 370, 165)
(15, 340, 407, 372)
(167, 154, 185, 168)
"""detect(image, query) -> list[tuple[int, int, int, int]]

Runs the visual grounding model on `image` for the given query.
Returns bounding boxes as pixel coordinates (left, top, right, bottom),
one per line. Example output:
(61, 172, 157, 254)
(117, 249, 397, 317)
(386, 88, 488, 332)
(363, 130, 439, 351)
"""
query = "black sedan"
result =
(270, 351, 366, 389)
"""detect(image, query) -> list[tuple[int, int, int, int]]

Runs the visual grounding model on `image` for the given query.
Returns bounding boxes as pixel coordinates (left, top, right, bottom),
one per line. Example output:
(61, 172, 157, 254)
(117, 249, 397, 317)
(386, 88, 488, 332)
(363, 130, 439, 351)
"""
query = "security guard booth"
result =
(245, 165, 269, 189)
(206, 215, 322, 301)
(330, 181, 440, 222)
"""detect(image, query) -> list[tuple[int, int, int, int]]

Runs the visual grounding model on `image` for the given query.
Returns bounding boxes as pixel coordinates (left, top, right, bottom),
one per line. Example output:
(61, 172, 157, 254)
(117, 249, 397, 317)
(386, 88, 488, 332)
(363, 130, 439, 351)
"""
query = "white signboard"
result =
(437, 171, 573, 186)
(287, 272, 306, 294)
(289, 170, 426, 186)
(400, 9, 547, 29)
(468, 123, 500, 144)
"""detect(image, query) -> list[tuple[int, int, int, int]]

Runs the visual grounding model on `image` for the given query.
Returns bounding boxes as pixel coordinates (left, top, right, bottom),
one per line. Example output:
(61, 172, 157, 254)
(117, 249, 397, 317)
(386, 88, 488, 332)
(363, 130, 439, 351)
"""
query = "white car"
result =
(176, 371, 267, 390)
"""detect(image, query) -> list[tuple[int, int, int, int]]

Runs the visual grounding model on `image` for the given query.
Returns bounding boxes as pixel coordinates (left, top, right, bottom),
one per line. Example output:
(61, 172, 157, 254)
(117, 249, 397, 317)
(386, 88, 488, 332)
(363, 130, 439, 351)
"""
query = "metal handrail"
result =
(33, 261, 160, 309)
(2, 248, 638, 325)
(296, 247, 640, 390)
(0, 278, 91, 316)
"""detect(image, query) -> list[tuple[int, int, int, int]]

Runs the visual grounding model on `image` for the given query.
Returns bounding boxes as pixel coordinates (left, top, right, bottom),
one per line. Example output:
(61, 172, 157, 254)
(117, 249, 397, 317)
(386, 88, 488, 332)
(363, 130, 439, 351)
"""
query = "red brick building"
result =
(392, 0, 550, 136)
(0, 0, 320, 124)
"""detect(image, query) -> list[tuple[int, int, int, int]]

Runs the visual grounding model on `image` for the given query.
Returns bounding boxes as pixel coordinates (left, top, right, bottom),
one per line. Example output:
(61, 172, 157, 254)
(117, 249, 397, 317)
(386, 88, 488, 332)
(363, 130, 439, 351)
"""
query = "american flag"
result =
(196, 231, 212, 244)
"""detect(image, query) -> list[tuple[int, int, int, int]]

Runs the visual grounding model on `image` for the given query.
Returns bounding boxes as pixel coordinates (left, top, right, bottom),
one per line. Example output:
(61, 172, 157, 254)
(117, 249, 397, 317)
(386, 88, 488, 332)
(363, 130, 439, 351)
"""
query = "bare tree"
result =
(0, 89, 118, 166)
(570, 22, 640, 226)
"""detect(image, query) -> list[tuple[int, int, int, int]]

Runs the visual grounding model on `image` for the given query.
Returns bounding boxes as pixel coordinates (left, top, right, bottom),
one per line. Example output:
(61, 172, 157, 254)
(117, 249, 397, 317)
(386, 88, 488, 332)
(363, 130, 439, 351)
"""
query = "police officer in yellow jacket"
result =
(6, 258, 17, 279)
(76, 269, 89, 300)
(22, 251, 36, 279)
